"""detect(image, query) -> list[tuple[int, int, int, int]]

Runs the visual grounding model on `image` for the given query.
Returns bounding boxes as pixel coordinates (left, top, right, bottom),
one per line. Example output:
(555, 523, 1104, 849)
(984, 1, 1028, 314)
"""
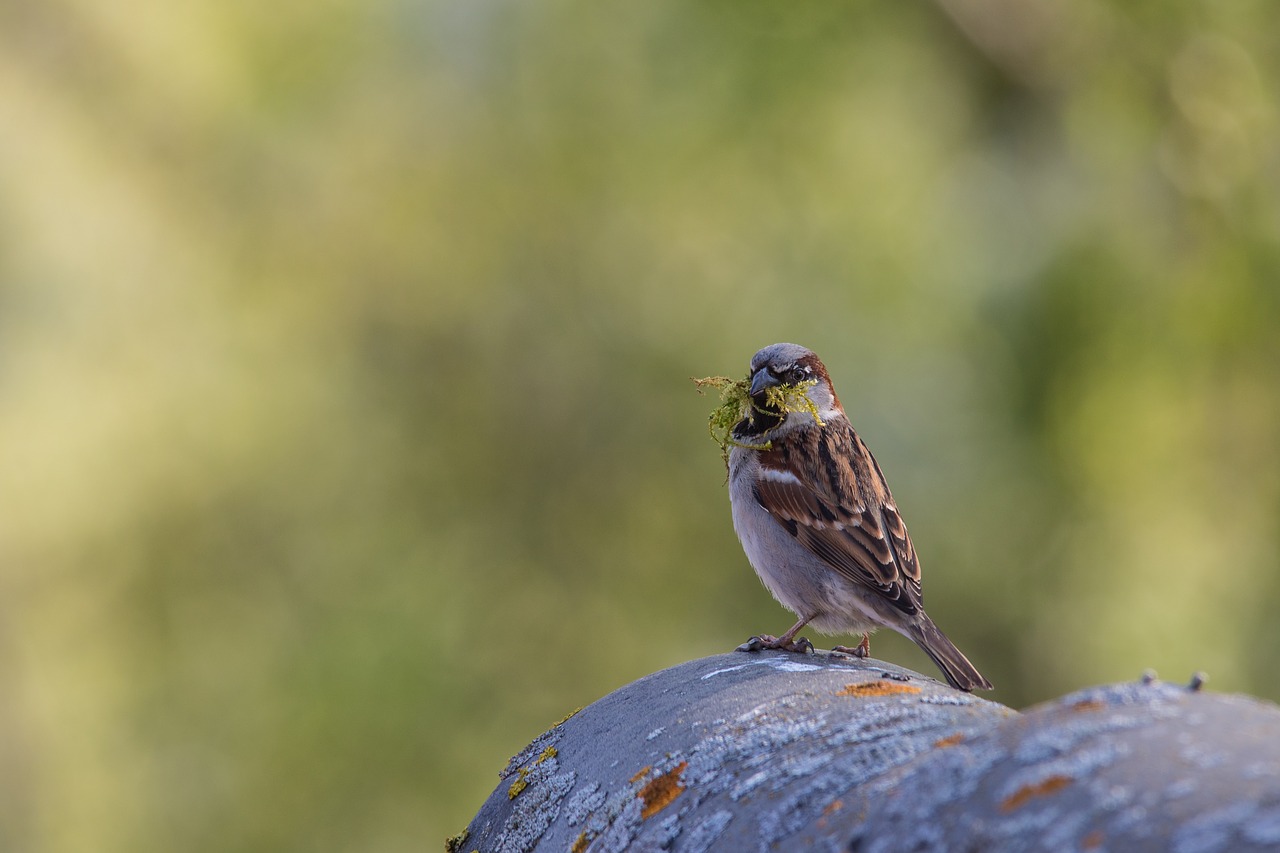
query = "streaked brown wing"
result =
(753, 424, 923, 615)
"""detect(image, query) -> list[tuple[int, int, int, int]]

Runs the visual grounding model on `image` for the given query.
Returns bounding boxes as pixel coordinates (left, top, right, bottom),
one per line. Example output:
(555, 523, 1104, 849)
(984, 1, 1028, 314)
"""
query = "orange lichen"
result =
(1082, 829, 1104, 849)
(1000, 775, 1073, 812)
(638, 762, 688, 819)
(816, 798, 845, 830)
(835, 681, 922, 697)
(507, 768, 530, 799)
(571, 831, 591, 853)
(553, 707, 582, 728)
(506, 746, 556, 800)
(444, 828, 468, 853)
(1071, 698, 1106, 713)
(934, 733, 966, 748)
(630, 765, 653, 784)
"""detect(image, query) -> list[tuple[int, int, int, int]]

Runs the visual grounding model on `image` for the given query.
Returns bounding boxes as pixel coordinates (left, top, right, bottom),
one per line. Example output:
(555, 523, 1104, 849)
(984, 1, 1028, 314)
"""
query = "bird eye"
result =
(787, 366, 809, 383)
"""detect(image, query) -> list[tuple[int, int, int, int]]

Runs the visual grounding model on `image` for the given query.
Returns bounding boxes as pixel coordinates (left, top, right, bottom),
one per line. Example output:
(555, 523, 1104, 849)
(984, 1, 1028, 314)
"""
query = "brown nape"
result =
(795, 353, 839, 409)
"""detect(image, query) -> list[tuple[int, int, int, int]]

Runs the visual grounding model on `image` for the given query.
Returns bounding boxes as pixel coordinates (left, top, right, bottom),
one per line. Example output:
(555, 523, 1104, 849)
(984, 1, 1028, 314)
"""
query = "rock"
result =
(455, 651, 1280, 852)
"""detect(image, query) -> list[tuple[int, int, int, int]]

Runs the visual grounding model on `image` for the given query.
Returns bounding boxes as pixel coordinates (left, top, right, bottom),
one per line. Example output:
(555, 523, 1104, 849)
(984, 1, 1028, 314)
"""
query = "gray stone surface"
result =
(454, 652, 1280, 853)
(839, 675, 1280, 853)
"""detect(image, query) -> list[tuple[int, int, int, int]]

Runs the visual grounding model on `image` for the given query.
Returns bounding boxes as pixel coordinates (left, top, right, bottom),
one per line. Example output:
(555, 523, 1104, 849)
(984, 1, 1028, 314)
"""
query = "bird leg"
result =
(737, 616, 814, 654)
(833, 633, 871, 658)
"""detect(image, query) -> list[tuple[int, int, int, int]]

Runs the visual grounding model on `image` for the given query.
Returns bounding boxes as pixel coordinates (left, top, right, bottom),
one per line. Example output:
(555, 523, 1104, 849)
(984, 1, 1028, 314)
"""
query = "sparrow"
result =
(727, 343, 993, 691)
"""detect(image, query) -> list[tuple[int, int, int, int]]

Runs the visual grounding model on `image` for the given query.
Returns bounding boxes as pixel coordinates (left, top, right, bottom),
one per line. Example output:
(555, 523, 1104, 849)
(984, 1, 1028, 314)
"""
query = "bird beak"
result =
(748, 368, 781, 399)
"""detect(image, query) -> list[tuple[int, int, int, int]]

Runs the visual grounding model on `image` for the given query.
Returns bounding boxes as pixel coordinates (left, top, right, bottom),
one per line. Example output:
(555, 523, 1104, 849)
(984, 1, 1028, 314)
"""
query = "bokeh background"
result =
(3, 1, 1279, 850)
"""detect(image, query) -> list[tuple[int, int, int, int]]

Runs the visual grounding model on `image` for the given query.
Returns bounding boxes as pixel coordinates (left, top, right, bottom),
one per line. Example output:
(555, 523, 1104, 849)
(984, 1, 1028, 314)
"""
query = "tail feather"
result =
(909, 616, 993, 692)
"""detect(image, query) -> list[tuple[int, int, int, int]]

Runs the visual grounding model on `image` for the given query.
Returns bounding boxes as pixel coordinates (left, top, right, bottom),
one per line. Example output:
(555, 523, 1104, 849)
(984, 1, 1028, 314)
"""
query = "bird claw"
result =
(833, 633, 872, 658)
(737, 635, 814, 655)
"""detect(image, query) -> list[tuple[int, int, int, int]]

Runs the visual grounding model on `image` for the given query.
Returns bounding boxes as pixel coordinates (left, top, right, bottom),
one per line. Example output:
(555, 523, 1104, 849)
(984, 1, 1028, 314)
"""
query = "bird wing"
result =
(752, 423, 923, 615)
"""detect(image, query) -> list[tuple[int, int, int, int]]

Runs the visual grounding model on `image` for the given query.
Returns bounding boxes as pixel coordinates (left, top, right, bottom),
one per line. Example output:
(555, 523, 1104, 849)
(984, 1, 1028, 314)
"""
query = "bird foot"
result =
(737, 634, 814, 654)
(832, 634, 871, 658)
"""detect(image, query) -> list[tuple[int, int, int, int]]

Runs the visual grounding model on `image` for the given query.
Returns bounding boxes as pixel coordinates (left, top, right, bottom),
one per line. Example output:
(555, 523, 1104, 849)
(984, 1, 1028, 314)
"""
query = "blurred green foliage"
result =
(1, 1, 1278, 850)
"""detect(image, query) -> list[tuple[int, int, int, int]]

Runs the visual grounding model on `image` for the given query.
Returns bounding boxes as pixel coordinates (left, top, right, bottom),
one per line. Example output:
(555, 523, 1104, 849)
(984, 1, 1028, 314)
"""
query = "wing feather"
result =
(752, 421, 923, 615)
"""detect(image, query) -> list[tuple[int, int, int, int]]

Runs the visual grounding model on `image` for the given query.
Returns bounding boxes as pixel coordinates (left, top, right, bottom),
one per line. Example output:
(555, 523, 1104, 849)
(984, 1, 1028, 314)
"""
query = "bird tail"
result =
(909, 616, 993, 692)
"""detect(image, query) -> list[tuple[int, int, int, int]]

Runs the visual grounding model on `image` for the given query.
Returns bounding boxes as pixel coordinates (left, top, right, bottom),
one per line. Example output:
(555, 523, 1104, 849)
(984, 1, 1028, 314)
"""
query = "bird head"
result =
(737, 343, 842, 437)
